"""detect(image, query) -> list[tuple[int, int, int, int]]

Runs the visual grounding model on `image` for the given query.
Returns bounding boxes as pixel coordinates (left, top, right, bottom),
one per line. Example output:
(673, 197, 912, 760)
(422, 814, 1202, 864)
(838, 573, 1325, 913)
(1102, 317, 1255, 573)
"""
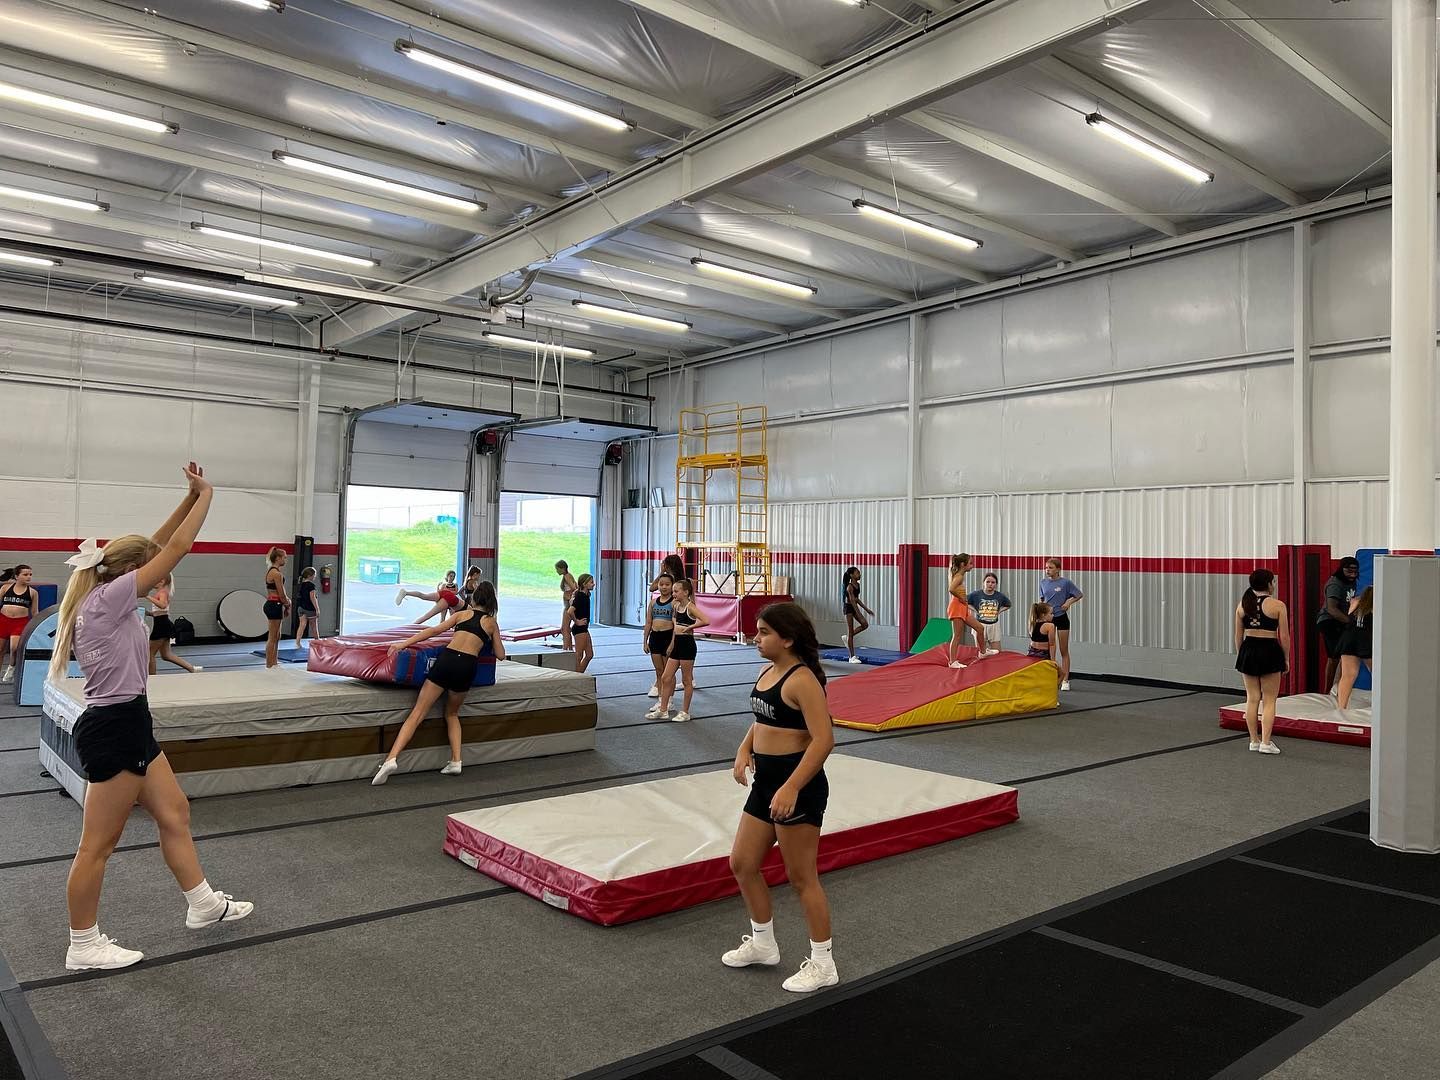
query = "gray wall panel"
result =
(828, 324, 908, 410)
(1311, 350, 1389, 477)
(763, 339, 833, 414)
(1001, 386, 1114, 490)
(1243, 233, 1295, 352)
(917, 400, 1006, 494)
(1311, 209, 1390, 344)
(79, 390, 192, 484)
(1110, 244, 1245, 370)
(921, 302, 1005, 399)
(1001, 276, 1112, 383)
(10, 384, 74, 479)
(1112, 371, 1249, 486)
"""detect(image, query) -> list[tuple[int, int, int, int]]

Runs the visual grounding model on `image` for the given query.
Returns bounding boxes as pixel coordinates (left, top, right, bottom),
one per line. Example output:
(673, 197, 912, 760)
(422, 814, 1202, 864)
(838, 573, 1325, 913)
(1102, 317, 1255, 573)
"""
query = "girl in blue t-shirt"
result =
(1038, 558, 1083, 691)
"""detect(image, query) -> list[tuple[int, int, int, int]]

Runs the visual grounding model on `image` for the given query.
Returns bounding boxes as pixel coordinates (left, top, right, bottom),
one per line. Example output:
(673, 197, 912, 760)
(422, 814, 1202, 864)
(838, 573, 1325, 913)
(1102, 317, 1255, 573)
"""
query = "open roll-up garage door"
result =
(502, 418, 655, 496)
(348, 400, 517, 490)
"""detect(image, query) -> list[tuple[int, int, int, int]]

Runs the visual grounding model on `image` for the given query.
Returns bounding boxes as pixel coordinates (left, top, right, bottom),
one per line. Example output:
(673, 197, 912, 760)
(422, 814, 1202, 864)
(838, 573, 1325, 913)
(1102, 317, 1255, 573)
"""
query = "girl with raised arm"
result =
(53, 464, 254, 971)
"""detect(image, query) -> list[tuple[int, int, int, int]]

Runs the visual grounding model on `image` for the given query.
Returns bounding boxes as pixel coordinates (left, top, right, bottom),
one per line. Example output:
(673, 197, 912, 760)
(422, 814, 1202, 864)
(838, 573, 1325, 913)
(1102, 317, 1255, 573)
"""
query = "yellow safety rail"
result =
(676, 403, 771, 596)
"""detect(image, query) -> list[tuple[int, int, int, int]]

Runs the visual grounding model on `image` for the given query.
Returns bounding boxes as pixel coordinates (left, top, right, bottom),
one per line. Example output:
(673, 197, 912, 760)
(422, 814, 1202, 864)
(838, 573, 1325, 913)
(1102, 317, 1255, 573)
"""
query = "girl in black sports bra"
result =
(722, 602, 839, 996)
(1232, 568, 1290, 755)
(1027, 602, 1057, 662)
(651, 578, 710, 722)
(568, 574, 595, 674)
(262, 546, 289, 669)
(372, 581, 507, 785)
(643, 574, 675, 704)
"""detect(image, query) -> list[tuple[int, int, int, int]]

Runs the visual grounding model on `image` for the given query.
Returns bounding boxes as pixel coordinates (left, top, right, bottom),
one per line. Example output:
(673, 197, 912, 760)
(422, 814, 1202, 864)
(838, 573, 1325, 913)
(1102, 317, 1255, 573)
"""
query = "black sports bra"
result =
(1242, 597, 1281, 632)
(674, 604, 696, 628)
(265, 569, 281, 595)
(1030, 623, 1049, 643)
(452, 610, 496, 654)
(750, 665, 808, 731)
(1, 585, 28, 607)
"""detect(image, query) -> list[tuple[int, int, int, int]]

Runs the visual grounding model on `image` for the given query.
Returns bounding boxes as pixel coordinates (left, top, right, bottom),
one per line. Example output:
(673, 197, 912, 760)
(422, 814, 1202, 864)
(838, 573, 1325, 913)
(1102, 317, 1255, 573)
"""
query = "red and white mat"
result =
(444, 755, 1018, 925)
(1219, 691, 1371, 746)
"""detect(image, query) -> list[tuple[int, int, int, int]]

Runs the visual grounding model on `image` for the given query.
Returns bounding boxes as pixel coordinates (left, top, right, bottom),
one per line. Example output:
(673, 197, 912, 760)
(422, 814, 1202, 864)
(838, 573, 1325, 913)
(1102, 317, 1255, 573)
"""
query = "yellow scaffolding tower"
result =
(676, 403, 771, 596)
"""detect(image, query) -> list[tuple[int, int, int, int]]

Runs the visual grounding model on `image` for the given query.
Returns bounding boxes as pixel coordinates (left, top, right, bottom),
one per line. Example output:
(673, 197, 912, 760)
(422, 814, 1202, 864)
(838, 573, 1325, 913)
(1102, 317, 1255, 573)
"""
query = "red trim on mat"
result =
(0, 537, 338, 556)
(1218, 706, 1370, 747)
(1389, 549, 1437, 556)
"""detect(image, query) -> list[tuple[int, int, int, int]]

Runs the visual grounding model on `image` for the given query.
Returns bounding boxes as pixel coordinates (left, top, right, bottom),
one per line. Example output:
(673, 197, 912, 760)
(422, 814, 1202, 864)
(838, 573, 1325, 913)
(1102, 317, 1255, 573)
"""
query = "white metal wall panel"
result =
(502, 433, 604, 496)
(1109, 244, 1245, 370)
(917, 400, 1006, 494)
(1310, 351, 1390, 478)
(762, 339, 833, 414)
(1244, 365, 1296, 479)
(350, 422, 470, 490)
(1001, 386, 1114, 489)
(768, 413, 907, 500)
(921, 302, 1006, 399)
(9, 384, 74, 479)
(1001, 276, 1112, 383)
(315, 413, 344, 495)
(1311, 209, 1390, 345)
(697, 353, 766, 411)
(196, 402, 298, 491)
(1307, 479, 1391, 555)
(1243, 233, 1295, 353)
(78, 390, 194, 485)
(827, 324, 908, 411)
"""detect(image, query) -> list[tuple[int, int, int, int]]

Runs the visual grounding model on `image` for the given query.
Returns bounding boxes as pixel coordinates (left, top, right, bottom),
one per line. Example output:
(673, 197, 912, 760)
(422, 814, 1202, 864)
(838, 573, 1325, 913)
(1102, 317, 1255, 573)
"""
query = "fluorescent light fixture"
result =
(396, 42, 634, 133)
(271, 151, 484, 213)
(691, 258, 816, 298)
(0, 250, 58, 267)
(1085, 113, 1213, 184)
(482, 332, 595, 358)
(191, 223, 376, 267)
(135, 274, 300, 308)
(0, 183, 107, 212)
(225, 0, 284, 10)
(572, 300, 689, 332)
(852, 199, 981, 251)
(0, 80, 176, 134)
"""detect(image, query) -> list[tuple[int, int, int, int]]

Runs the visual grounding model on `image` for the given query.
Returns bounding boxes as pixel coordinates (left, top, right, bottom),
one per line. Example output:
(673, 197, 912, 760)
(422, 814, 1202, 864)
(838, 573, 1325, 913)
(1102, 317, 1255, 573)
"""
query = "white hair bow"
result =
(65, 538, 106, 571)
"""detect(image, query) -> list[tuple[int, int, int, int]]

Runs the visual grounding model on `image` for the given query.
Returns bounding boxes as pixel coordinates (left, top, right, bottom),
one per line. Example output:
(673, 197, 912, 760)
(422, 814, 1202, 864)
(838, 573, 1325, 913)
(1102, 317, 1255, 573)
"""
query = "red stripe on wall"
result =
(1, 538, 338, 556)
(467, 548, 497, 559)
(603, 549, 1278, 576)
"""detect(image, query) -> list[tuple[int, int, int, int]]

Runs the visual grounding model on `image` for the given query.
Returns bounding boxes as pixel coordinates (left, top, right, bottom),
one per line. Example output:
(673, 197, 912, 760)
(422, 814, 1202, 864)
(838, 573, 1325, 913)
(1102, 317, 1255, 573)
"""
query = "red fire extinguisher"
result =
(320, 565, 333, 594)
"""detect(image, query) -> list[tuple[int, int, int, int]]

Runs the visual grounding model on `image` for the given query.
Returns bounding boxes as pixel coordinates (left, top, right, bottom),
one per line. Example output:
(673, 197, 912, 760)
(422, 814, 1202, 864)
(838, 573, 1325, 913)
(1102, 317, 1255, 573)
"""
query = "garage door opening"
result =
(343, 485, 464, 634)
(497, 492, 595, 629)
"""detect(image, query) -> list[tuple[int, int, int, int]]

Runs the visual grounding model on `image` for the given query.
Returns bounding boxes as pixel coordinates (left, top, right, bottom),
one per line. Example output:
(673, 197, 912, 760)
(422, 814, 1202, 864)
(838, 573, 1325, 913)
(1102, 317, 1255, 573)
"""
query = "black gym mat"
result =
(0, 1026, 19, 1080)
(1322, 809, 1371, 836)
(625, 1055, 733, 1080)
(1051, 858, 1440, 1008)
(1246, 827, 1440, 899)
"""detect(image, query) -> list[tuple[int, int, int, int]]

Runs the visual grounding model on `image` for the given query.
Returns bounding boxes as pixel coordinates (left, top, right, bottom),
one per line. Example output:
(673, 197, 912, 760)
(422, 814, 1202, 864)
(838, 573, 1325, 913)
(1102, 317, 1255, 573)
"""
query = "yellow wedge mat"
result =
(833, 660, 1059, 732)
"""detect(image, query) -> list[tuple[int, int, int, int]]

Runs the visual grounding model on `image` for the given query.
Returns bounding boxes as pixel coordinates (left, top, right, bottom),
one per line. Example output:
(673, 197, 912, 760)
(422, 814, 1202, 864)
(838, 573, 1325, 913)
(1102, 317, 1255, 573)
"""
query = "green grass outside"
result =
(344, 521, 460, 587)
(498, 528, 590, 599)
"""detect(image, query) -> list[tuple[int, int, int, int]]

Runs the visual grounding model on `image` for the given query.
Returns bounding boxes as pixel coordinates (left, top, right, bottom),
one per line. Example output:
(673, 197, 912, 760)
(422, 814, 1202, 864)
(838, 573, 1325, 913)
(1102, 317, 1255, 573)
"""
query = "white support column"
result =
(1292, 222, 1311, 543)
(294, 367, 319, 538)
(1373, 0, 1439, 853)
(906, 314, 923, 543)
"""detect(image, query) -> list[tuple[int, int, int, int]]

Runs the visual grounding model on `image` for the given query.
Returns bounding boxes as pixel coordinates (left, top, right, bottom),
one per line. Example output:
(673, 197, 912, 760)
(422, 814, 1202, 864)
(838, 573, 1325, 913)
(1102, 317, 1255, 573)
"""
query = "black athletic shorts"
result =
(149, 614, 173, 642)
(1051, 612, 1071, 632)
(1338, 625, 1373, 660)
(743, 751, 827, 828)
(1235, 637, 1286, 677)
(648, 629, 673, 656)
(296, 606, 317, 618)
(74, 695, 163, 784)
(842, 603, 855, 616)
(1318, 619, 1346, 658)
(668, 634, 696, 662)
(425, 648, 477, 694)
(263, 599, 285, 621)
(571, 620, 590, 637)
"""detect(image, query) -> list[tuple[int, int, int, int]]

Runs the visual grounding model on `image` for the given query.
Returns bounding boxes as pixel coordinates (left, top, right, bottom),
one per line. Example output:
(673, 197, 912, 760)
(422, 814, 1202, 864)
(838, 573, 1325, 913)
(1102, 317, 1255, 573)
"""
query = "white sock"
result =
(183, 879, 219, 911)
(69, 924, 100, 947)
(810, 938, 834, 966)
(750, 919, 776, 949)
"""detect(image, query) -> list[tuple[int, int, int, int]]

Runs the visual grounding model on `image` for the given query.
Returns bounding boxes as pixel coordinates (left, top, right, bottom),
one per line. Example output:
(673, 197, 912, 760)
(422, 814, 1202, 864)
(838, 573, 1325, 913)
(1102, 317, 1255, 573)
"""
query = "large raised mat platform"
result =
(827, 646, 1058, 731)
(443, 755, 1018, 925)
(42, 662, 596, 801)
(1218, 691, 1371, 746)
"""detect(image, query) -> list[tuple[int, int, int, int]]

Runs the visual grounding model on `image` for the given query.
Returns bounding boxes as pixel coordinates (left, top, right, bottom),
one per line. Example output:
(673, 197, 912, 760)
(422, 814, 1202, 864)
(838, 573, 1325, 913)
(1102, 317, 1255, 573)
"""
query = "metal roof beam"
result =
(48, 0, 632, 172)
(1197, 0, 1391, 140)
(536, 271, 793, 334)
(1034, 56, 1305, 208)
(633, 222, 912, 302)
(616, 0, 820, 78)
(319, 0, 1157, 346)
(0, 47, 556, 210)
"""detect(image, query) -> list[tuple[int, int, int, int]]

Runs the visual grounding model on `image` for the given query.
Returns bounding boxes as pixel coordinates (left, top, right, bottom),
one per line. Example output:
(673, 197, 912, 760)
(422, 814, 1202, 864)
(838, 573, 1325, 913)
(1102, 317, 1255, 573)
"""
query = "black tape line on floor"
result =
(0, 746, 41, 756)
(0, 787, 59, 800)
(573, 800, 1370, 1080)
(19, 885, 511, 993)
(0, 690, 1200, 871)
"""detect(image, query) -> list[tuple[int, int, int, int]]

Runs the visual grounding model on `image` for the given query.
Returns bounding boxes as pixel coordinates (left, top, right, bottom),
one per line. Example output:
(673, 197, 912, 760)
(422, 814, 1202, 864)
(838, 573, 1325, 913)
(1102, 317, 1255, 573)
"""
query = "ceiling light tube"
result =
(271, 151, 484, 213)
(396, 42, 634, 133)
(0, 81, 176, 134)
(0, 250, 59, 267)
(571, 300, 689, 332)
(135, 274, 300, 308)
(482, 332, 595, 358)
(191, 223, 375, 267)
(690, 258, 816, 298)
(852, 199, 981, 251)
(0, 183, 107, 212)
(225, 0, 285, 10)
(1085, 113, 1213, 184)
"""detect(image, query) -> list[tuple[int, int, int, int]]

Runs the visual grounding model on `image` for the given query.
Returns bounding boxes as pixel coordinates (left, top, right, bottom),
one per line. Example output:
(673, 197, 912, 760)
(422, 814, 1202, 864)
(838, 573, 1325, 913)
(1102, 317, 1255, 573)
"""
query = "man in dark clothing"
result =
(1318, 556, 1360, 693)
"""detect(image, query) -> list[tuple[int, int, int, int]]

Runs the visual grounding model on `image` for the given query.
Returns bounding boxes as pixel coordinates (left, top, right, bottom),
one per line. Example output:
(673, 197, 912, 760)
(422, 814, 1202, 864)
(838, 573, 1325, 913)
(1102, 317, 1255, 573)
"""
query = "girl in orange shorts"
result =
(946, 554, 995, 669)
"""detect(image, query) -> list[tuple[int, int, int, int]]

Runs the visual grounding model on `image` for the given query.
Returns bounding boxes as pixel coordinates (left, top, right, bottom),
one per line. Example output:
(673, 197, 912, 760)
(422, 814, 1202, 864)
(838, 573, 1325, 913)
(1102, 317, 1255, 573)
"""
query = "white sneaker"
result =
(948, 660, 966, 669)
(1249, 742, 1260, 752)
(440, 761, 462, 775)
(1060, 680, 1071, 691)
(1258, 742, 1282, 755)
(672, 711, 691, 723)
(371, 759, 399, 785)
(0, 667, 11, 684)
(982, 649, 1001, 658)
(394, 587, 407, 606)
(839, 634, 848, 646)
(644, 704, 668, 720)
(647, 684, 659, 698)
(847, 656, 862, 664)
(185, 893, 254, 930)
(721, 935, 780, 968)
(191, 665, 204, 673)
(65, 934, 143, 971)
(782, 957, 839, 993)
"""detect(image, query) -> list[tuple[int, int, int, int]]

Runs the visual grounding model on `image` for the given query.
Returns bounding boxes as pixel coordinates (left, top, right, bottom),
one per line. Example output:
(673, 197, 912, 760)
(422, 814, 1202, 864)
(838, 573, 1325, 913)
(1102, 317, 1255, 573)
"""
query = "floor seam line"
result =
(1231, 854, 1440, 907)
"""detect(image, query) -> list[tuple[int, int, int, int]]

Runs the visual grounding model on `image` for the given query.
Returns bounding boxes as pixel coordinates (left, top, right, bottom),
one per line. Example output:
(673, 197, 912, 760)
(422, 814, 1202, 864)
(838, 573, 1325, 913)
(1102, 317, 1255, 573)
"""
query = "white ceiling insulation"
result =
(0, 0, 1408, 373)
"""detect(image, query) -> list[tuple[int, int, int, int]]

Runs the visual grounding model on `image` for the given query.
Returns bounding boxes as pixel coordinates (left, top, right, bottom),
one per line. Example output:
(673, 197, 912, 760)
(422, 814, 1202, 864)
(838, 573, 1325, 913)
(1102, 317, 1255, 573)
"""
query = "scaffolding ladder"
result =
(675, 403, 771, 596)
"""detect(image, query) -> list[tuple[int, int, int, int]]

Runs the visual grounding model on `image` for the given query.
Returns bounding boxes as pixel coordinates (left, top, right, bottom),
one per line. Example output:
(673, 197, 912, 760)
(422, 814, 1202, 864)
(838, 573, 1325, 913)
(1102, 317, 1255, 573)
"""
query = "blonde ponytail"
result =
(49, 534, 159, 684)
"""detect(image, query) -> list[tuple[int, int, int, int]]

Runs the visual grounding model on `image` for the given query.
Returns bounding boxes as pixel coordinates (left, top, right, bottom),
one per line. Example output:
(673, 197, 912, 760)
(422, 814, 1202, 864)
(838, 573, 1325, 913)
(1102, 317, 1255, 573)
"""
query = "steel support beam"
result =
(49, 0, 632, 172)
(1292, 221, 1311, 542)
(616, 0, 819, 78)
(320, 0, 1156, 347)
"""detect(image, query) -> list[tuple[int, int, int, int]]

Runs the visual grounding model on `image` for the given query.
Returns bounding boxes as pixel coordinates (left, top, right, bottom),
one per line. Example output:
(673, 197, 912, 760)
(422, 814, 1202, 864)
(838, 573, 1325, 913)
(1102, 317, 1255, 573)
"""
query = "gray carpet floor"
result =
(2, 626, 1423, 1080)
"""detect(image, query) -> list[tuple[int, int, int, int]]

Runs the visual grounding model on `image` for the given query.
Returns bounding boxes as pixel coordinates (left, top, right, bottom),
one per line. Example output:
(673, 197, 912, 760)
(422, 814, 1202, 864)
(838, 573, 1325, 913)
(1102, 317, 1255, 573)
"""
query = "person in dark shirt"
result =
(294, 567, 319, 648)
(967, 573, 1012, 652)
(1317, 557, 1359, 694)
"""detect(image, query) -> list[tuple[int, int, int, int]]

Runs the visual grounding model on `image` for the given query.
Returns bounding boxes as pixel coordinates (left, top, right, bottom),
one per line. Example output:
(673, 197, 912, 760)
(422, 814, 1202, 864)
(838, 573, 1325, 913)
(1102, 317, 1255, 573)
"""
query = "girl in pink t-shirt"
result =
(50, 463, 255, 972)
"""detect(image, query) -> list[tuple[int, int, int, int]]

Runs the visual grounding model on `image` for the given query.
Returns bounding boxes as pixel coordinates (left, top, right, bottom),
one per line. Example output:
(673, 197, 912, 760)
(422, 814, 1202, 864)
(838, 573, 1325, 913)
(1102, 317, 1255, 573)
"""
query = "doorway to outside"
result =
(497, 492, 595, 630)
(343, 485, 464, 634)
